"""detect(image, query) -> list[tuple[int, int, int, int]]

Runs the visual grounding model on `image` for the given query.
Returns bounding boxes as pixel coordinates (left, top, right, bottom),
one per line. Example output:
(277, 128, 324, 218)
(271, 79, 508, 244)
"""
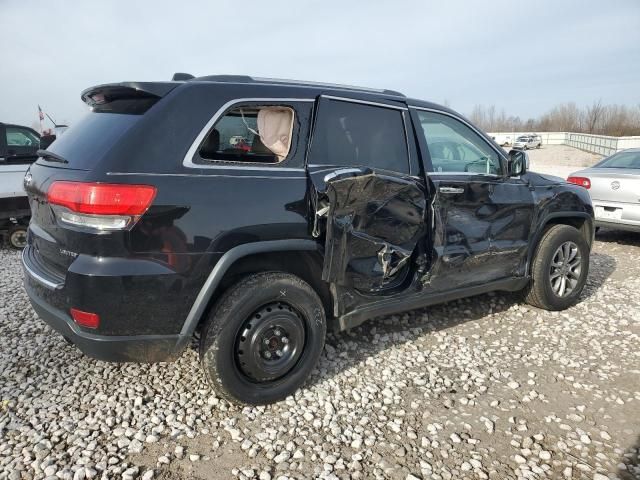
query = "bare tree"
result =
(470, 101, 640, 136)
(585, 99, 605, 134)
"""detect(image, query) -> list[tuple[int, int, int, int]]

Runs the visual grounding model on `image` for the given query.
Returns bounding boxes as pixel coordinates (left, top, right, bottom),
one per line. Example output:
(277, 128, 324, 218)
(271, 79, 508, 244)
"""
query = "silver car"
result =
(568, 148, 640, 232)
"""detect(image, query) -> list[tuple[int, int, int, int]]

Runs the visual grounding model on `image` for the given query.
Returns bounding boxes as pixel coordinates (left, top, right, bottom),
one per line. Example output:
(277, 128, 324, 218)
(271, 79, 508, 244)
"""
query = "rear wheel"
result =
(200, 272, 326, 405)
(524, 224, 589, 310)
(8, 225, 27, 249)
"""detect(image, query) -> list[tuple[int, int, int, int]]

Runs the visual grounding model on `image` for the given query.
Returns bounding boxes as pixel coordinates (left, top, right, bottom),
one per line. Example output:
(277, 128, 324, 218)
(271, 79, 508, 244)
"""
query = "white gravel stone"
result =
(0, 221, 638, 480)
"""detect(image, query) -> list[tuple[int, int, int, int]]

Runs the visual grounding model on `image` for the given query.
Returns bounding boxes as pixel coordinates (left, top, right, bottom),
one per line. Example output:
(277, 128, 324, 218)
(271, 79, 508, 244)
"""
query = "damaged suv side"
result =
(22, 75, 594, 404)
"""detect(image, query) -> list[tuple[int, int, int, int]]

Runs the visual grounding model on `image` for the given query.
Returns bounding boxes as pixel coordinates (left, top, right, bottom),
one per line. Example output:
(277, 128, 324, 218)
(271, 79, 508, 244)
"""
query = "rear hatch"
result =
(24, 82, 176, 279)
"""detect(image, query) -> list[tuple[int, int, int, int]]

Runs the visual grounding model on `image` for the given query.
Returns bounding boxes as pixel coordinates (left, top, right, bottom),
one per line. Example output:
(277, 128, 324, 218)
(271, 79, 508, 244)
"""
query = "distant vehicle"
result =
(513, 134, 541, 150)
(0, 122, 40, 248)
(568, 148, 640, 232)
(492, 134, 514, 146)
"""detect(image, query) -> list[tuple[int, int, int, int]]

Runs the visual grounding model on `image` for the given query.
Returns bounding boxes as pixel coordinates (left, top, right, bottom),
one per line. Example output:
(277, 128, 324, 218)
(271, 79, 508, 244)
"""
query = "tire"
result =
(8, 225, 28, 249)
(524, 224, 590, 310)
(200, 272, 326, 405)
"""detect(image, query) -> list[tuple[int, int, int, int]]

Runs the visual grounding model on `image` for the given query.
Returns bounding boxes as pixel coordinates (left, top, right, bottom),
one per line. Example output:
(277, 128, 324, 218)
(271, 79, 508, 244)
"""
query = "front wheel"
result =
(200, 272, 326, 405)
(524, 224, 590, 310)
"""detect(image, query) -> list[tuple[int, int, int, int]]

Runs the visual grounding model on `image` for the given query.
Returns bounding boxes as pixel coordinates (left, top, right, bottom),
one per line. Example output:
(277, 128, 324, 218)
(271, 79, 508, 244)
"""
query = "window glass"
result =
(596, 151, 640, 169)
(308, 99, 410, 174)
(417, 111, 502, 175)
(198, 106, 294, 164)
(6, 127, 40, 147)
(39, 112, 141, 169)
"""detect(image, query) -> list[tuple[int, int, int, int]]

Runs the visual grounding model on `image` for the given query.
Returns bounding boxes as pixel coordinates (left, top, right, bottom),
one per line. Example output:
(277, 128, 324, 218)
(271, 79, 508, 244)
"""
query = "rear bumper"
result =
(593, 200, 640, 231)
(22, 244, 194, 362)
(24, 279, 184, 362)
(596, 220, 640, 232)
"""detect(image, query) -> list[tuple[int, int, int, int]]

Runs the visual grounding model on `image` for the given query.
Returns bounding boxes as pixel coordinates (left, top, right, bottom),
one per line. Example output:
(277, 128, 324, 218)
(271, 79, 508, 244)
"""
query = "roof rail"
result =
(191, 74, 405, 97)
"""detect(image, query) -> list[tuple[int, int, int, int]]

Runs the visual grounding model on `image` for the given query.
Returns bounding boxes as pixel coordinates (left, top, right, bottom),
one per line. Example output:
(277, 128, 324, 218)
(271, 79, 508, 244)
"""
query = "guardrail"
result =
(488, 131, 640, 156)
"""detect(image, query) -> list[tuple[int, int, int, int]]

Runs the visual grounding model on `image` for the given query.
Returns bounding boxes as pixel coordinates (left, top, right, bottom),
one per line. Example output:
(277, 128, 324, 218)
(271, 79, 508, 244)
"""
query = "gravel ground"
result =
(1, 147, 639, 480)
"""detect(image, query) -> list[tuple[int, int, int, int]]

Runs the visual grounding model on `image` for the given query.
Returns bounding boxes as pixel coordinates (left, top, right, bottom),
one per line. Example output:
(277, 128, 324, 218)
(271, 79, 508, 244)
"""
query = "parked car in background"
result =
(0, 122, 40, 248)
(22, 74, 594, 404)
(513, 134, 541, 150)
(568, 148, 640, 232)
(493, 134, 514, 146)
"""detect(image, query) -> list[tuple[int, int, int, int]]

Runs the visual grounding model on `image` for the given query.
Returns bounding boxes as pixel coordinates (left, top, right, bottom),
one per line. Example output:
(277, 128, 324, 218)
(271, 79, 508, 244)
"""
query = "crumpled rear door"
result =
(316, 168, 426, 293)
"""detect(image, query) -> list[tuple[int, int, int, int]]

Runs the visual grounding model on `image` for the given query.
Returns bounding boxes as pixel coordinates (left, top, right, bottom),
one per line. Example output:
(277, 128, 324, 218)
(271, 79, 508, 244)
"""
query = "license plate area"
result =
(595, 205, 622, 220)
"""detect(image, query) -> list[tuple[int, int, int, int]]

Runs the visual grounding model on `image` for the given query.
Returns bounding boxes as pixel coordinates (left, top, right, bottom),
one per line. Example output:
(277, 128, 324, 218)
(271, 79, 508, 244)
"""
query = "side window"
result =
(6, 127, 40, 147)
(198, 105, 295, 164)
(416, 110, 503, 175)
(308, 99, 410, 174)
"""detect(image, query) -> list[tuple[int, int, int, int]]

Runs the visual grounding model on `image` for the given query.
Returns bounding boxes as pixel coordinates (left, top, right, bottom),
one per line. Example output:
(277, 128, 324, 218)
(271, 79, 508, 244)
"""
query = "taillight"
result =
(70, 308, 100, 329)
(47, 181, 156, 231)
(567, 176, 591, 189)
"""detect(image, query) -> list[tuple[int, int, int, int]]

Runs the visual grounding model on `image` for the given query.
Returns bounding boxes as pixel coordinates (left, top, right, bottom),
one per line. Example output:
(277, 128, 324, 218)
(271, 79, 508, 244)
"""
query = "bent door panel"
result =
(322, 169, 426, 292)
(306, 95, 427, 297)
(426, 175, 493, 290)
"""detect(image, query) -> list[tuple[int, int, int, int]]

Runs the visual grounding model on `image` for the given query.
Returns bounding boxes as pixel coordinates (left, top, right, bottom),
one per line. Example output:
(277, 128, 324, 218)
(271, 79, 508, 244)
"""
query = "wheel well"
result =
(543, 216, 593, 247)
(196, 250, 334, 332)
(526, 215, 594, 275)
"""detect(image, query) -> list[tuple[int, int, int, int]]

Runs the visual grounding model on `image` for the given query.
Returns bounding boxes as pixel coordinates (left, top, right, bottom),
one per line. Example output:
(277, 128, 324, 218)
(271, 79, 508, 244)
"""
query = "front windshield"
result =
(596, 151, 640, 169)
(517, 136, 529, 141)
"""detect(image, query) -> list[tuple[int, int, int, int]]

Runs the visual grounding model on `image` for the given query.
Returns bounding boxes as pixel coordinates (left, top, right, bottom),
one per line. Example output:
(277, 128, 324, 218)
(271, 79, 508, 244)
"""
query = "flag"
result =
(38, 105, 44, 121)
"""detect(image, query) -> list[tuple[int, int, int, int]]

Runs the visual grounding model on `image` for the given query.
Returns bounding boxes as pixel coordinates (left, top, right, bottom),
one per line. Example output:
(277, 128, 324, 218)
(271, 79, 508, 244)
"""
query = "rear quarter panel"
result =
(41, 83, 316, 335)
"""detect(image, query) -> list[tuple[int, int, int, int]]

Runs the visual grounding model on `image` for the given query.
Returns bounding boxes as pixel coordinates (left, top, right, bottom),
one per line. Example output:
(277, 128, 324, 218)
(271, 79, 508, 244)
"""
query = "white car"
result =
(513, 135, 541, 150)
(492, 134, 513, 146)
(1, 122, 39, 248)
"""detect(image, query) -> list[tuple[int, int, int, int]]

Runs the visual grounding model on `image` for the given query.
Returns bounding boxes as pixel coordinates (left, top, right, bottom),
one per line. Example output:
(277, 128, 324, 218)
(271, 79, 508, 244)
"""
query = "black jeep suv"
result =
(22, 75, 594, 404)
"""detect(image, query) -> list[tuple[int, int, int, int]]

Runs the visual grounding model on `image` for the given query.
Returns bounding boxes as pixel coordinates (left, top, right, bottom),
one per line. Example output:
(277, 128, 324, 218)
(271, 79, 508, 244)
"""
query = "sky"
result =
(2, 0, 639, 129)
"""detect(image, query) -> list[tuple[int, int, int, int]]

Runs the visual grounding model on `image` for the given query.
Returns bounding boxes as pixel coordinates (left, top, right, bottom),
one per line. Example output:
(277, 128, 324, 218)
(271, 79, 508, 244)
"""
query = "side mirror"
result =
(508, 149, 529, 176)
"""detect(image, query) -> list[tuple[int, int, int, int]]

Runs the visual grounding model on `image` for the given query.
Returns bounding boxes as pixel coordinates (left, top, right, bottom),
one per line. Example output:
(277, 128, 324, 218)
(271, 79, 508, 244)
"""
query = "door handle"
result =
(439, 186, 465, 194)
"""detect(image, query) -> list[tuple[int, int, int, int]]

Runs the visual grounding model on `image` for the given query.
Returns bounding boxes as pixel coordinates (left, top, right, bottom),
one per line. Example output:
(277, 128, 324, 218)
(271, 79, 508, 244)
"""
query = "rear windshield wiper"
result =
(37, 149, 69, 164)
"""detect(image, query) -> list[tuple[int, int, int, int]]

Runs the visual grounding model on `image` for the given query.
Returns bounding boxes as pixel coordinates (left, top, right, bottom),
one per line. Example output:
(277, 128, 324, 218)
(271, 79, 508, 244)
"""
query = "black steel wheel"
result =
(200, 272, 326, 405)
(236, 302, 306, 382)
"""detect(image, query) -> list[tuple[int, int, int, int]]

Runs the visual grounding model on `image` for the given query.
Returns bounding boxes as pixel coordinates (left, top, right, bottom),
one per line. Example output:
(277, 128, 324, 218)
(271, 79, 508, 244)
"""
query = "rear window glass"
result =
(197, 106, 295, 164)
(596, 151, 640, 169)
(308, 99, 409, 174)
(39, 112, 141, 170)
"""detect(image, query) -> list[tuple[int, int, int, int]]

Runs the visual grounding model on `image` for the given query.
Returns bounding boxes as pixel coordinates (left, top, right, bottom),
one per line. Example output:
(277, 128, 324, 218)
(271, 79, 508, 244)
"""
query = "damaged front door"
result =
(306, 95, 427, 295)
(320, 168, 426, 293)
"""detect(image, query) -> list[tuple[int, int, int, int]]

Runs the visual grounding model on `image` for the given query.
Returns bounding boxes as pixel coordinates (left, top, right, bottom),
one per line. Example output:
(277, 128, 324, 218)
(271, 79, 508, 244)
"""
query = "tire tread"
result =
(199, 271, 325, 405)
(524, 224, 587, 310)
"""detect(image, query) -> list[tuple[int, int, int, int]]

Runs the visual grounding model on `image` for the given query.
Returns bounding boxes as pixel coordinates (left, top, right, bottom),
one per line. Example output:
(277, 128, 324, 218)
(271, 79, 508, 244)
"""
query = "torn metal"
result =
(318, 171, 427, 292)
